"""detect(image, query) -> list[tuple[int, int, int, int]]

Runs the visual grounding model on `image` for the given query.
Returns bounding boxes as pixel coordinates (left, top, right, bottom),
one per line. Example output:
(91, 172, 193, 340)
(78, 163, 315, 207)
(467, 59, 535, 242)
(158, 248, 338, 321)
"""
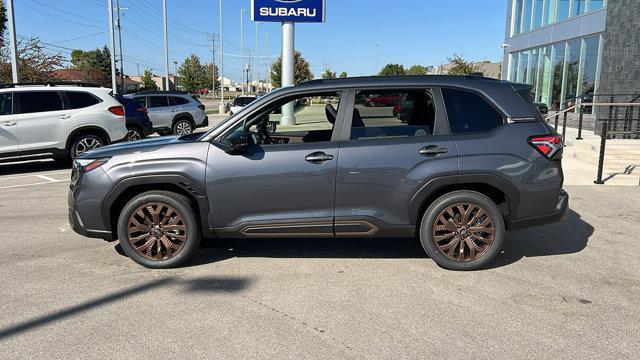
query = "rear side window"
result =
(0, 93, 13, 115)
(442, 88, 503, 134)
(171, 96, 190, 105)
(18, 91, 63, 114)
(148, 96, 169, 108)
(66, 91, 101, 109)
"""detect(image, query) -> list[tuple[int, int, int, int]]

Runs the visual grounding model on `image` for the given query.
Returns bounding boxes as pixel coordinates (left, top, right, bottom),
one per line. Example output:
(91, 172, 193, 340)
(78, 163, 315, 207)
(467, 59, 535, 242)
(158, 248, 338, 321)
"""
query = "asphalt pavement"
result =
(0, 158, 639, 359)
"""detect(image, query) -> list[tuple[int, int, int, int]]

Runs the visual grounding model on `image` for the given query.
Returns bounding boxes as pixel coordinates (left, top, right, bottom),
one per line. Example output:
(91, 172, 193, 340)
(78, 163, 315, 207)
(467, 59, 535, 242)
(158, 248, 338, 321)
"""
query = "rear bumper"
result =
(196, 116, 209, 128)
(508, 189, 568, 230)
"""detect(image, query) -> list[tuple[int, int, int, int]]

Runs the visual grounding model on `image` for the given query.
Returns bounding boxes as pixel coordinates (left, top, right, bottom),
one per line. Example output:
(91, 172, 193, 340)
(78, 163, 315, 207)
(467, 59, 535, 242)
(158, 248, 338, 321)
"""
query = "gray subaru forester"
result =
(69, 76, 568, 271)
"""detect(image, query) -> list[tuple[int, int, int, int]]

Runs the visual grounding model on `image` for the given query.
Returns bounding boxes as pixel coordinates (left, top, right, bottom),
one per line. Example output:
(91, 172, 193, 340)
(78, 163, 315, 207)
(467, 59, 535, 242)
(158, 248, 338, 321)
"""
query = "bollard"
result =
(577, 105, 584, 140)
(554, 113, 559, 131)
(562, 111, 568, 145)
(594, 121, 608, 184)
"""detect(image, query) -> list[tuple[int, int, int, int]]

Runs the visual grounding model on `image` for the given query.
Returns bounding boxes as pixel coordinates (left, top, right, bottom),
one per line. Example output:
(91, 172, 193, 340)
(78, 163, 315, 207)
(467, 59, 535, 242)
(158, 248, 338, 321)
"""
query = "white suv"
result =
(0, 83, 128, 162)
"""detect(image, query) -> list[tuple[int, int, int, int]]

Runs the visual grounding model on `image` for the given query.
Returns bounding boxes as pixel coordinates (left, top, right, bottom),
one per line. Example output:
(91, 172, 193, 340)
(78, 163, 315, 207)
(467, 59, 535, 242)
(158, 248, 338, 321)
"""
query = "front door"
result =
(334, 88, 458, 237)
(147, 96, 178, 129)
(0, 92, 18, 156)
(16, 91, 75, 153)
(206, 91, 345, 237)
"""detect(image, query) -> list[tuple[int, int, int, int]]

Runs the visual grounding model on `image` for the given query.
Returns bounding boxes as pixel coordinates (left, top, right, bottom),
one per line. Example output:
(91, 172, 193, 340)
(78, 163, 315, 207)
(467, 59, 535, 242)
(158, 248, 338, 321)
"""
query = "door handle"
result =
(419, 145, 448, 156)
(58, 114, 71, 119)
(1, 121, 17, 127)
(305, 151, 334, 164)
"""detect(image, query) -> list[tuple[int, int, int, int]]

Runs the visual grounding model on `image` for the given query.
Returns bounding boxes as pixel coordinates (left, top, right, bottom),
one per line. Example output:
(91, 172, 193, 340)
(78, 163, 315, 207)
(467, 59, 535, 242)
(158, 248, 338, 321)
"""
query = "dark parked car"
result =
(115, 95, 154, 141)
(69, 76, 567, 270)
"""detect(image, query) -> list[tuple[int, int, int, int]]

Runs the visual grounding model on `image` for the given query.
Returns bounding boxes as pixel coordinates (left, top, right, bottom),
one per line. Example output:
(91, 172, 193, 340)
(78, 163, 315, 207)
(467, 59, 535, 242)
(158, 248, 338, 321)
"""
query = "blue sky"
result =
(12, 0, 507, 81)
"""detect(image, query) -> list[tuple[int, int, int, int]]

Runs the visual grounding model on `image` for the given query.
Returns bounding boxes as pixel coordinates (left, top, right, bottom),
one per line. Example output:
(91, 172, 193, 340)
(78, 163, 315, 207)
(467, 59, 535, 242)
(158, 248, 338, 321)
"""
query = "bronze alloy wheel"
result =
(127, 202, 187, 261)
(432, 202, 495, 262)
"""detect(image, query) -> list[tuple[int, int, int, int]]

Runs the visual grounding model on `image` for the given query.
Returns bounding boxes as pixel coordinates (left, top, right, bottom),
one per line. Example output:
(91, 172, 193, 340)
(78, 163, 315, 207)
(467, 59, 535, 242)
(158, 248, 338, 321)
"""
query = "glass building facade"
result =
(505, 0, 607, 111)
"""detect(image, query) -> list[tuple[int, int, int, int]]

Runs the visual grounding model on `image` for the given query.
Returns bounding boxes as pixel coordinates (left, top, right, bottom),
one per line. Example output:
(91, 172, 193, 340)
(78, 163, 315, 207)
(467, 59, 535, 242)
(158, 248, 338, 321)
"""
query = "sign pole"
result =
(162, 0, 170, 91)
(280, 21, 295, 125)
(7, 0, 19, 83)
(219, 0, 226, 114)
(107, 0, 117, 93)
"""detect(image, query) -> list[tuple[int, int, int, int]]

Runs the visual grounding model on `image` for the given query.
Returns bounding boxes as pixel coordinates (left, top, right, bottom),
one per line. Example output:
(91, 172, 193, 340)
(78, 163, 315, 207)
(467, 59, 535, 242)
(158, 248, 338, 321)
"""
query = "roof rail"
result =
(0, 81, 102, 89)
(133, 90, 190, 95)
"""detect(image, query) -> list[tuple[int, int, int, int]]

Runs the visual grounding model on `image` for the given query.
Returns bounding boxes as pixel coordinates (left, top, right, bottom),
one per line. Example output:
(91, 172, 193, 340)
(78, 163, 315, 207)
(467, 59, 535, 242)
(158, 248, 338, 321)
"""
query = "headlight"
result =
(75, 157, 111, 173)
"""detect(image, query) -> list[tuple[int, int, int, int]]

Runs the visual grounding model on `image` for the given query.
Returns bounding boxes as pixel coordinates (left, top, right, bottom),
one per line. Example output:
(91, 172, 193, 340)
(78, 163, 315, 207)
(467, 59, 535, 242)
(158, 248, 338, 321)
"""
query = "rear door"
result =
(146, 96, 174, 129)
(334, 88, 458, 236)
(0, 92, 18, 156)
(16, 91, 73, 152)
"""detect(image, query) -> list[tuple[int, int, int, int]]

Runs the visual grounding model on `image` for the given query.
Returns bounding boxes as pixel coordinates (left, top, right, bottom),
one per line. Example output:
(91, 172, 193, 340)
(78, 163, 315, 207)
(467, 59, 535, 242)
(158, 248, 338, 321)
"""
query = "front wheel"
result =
(117, 191, 201, 268)
(419, 191, 505, 271)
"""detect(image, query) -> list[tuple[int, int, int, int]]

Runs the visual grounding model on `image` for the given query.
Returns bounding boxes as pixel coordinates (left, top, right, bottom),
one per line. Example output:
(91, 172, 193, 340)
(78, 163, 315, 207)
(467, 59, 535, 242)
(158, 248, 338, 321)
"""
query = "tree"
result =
(206, 62, 220, 90)
(70, 46, 113, 87)
(378, 63, 405, 76)
(140, 69, 157, 91)
(178, 54, 209, 92)
(407, 65, 429, 75)
(339, 71, 348, 78)
(269, 51, 313, 88)
(321, 68, 336, 80)
(0, 36, 63, 83)
(446, 54, 481, 75)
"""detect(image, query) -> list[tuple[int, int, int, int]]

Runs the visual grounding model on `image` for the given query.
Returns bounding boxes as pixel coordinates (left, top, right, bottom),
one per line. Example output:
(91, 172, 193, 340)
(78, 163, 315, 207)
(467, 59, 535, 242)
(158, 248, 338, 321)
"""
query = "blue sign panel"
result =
(252, 0, 326, 23)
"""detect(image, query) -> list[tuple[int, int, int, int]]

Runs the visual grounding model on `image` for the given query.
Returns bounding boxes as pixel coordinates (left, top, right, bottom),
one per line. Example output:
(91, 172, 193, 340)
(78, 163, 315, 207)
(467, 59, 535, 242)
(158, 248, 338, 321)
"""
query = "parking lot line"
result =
(0, 170, 70, 181)
(0, 179, 66, 190)
(35, 174, 60, 182)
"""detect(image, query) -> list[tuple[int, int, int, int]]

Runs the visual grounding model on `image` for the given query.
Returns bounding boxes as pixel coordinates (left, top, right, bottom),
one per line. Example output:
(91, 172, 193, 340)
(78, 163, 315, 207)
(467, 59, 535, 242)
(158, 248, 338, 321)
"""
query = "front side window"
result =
(148, 96, 169, 108)
(19, 91, 63, 114)
(66, 91, 100, 109)
(350, 89, 436, 140)
(0, 93, 13, 115)
(442, 88, 504, 134)
(221, 92, 340, 145)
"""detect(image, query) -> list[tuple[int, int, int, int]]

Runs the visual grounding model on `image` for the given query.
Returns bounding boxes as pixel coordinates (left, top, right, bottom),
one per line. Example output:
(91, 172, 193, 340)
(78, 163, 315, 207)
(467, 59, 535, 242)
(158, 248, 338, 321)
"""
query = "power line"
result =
(25, 0, 106, 25)
(49, 31, 107, 44)
(15, 2, 104, 28)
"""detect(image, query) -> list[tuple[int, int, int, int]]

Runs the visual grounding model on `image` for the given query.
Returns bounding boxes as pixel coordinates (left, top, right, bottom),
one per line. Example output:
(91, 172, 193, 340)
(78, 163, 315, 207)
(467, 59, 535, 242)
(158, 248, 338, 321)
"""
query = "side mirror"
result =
(267, 121, 277, 133)
(226, 131, 251, 153)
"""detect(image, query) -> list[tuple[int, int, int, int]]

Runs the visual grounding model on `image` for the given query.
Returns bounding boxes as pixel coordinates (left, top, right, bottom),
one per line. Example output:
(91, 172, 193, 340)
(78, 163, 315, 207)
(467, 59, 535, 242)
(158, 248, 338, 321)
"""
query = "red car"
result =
(364, 93, 400, 107)
(192, 88, 210, 95)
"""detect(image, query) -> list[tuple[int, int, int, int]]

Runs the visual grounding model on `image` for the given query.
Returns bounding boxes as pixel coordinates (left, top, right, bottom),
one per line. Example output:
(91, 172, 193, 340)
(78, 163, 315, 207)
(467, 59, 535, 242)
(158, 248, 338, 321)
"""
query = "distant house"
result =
(428, 62, 502, 79)
(51, 68, 142, 92)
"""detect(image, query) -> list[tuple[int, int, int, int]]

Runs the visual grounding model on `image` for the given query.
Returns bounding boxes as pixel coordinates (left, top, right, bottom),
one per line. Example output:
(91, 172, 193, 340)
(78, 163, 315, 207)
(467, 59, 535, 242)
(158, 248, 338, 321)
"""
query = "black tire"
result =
(126, 126, 144, 142)
(70, 134, 104, 160)
(419, 191, 505, 271)
(117, 191, 201, 269)
(173, 118, 193, 135)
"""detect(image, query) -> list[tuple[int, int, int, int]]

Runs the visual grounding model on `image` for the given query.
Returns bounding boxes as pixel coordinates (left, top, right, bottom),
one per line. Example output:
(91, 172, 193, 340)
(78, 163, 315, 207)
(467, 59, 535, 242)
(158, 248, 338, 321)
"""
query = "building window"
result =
(556, 0, 570, 22)
(517, 51, 529, 83)
(513, 0, 523, 35)
(521, 0, 533, 33)
(550, 43, 566, 110)
(532, 0, 544, 29)
(571, 0, 587, 17)
(564, 39, 582, 106)
(588, 0, 606, 12)
(509, 53, 519, 82)
(538, 46, 553, 104)
(544, 0, 557, 25)
(579, 35, 600, 113)
(529, 49, 540, 94)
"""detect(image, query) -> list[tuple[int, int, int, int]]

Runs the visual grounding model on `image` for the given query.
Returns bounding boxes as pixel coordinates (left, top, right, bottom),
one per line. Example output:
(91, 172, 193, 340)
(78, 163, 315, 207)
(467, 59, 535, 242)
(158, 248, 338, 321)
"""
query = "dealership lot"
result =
(0, 162, 638, 359)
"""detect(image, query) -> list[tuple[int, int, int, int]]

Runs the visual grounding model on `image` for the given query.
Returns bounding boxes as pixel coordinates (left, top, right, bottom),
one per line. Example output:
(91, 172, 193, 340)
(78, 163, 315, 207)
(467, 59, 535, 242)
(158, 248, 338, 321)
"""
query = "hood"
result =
(78, 134, 199, 159)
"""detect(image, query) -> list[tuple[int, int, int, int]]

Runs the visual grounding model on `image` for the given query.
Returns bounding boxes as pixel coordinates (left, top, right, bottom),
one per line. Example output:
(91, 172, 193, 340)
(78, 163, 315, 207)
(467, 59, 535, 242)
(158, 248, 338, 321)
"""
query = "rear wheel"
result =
(70, 134, 104, 160)
(419, 191, 505, 271)
(173, 119, 193, 135)
(117, 191, 201, 268)
(126, 126, 144, 141)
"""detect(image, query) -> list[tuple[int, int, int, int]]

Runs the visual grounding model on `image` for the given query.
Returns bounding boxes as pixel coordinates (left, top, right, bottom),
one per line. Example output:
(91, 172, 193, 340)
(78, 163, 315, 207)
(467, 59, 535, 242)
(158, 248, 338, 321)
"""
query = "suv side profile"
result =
(69, 76, 568, 271)
(126, 92, 208, 135)
(0, 82, 127, 162)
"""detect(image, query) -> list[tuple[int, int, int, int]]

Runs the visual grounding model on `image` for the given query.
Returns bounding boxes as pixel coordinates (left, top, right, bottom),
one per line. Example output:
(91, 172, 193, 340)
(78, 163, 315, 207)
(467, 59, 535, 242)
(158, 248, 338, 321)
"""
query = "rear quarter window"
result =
(65, 91, 101, 109)
(441, 88, 504, 134)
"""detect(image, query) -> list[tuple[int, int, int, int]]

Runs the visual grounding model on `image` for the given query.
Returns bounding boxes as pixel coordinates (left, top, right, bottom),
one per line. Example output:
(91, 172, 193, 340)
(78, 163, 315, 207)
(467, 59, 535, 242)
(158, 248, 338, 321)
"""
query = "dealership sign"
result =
(251, 0, 326, 23)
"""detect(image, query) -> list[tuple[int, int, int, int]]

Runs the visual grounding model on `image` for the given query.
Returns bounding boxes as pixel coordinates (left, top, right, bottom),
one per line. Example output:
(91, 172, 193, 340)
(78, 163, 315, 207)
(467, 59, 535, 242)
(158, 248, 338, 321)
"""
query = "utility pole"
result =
(219, 0, 225, 113)
(136, 63, 140, 77)
(162, 0, 170, 91)
(240, 9, 248, 94)
(265, 32, 271, 92)
(208, 34, 218, 97)
(281, 22, 295, 125)
(107, 0, 117, 93)
(115, 0, 125, 94)
(6, 0, 19, 83)
(255, 22, 261, 93)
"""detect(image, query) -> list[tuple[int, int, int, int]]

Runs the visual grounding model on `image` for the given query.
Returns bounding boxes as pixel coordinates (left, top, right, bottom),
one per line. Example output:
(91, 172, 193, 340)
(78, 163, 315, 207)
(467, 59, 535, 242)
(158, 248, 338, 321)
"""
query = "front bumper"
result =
(68, 206, 114, 240)
(509, 189, 569, 230)
(68, 167, 116, 241)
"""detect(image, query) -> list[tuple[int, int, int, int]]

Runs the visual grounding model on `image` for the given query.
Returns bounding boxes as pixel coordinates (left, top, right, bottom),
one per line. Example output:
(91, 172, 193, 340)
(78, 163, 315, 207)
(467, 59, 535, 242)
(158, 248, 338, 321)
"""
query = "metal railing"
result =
(543, 94, 640, 184)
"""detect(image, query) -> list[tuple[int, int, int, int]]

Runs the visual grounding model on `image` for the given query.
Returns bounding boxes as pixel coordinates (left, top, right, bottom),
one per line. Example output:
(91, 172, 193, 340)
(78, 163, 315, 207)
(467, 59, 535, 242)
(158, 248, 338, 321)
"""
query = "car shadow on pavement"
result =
(0, 159, 70, 176)
(186, 209, 592, 269)
(0, 276, 251, 340)
(487, 209, 593, 269)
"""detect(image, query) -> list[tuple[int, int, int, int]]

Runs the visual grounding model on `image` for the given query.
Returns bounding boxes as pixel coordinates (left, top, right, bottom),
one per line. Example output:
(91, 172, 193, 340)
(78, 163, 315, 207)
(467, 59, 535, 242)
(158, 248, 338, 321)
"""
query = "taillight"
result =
(136, 107, 148, 114)
(198, 104, 205, 111)
(108, 106, 125, 116)
(529, 134, 562, 158)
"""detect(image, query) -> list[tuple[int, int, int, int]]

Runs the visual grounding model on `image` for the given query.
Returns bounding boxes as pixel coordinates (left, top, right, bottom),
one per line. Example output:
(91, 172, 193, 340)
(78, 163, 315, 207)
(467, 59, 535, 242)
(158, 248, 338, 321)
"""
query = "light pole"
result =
(162, 0, 170, 91)
(240, 9, 248, 94)
(107, 0, 117, 92)
(255, 22, 262, 93)
(218, 0, 225, 113)
(265, 32, 272, 92)
(6, 0, 18, 83)
(281, 22, 295, 125)
(173, 60, 178, 90)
